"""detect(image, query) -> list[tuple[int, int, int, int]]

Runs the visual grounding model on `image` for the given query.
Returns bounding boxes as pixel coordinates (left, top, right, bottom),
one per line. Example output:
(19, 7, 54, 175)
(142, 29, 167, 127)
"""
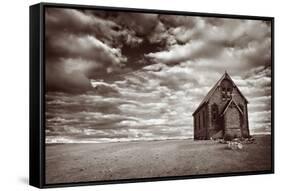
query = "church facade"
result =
(193, 72, 250, 140)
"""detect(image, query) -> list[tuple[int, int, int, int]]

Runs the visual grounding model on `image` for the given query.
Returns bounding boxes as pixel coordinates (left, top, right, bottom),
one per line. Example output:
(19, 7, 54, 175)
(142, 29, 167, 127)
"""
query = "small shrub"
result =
(224, 134, 234, 141)
(245, 135, 252, 139)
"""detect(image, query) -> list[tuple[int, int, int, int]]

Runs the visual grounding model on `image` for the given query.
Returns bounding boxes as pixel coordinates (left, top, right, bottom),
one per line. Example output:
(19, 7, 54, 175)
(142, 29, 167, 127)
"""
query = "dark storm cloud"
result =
(113, 12, 159, 36)
(160, 15, 196, 28)
(45, 8, 166, 93)
(46, 8, 124, 46)
(46, 8, 130, 93)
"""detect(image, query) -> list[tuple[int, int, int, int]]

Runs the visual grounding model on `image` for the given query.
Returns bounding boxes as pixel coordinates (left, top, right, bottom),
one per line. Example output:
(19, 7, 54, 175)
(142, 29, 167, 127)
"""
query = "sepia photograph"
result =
(44, 6, 273, 185)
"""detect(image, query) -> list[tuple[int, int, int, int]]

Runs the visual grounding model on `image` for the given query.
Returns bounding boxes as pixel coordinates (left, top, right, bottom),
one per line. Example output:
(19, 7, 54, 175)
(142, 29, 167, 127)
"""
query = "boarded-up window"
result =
(211, 103, 218, 121)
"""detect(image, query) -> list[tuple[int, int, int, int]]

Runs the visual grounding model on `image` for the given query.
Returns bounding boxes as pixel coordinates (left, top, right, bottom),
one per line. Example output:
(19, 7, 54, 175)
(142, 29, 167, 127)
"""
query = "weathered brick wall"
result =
(194, 105, 208, 140)
(232, 87, 249, 137)
(224, 104, 242, 138)
(244, 104, 250, 137)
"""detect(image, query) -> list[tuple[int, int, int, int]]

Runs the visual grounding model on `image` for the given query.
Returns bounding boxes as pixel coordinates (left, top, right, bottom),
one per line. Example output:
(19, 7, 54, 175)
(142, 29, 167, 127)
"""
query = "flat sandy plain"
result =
(46, 135, 271, 184)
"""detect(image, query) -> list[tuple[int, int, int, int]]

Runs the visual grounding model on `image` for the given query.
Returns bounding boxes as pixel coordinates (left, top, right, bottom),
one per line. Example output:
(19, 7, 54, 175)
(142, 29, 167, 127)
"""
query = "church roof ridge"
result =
(192, 72, 248, 116)
(220, 98, 244, 117)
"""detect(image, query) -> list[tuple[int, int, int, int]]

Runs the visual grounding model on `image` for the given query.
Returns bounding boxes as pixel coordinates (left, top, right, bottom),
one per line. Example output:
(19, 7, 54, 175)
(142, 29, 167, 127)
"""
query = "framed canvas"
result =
(29, 2, 274, 188)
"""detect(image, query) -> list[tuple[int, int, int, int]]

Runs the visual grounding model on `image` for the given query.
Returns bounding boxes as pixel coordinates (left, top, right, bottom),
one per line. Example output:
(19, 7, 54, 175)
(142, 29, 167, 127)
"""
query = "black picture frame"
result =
(30, 2, 274, 188)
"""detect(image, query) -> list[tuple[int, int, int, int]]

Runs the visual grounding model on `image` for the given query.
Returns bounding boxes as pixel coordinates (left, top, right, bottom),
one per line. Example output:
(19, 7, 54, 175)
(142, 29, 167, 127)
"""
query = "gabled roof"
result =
(220, 98, 243, 116)
(192, 71, 248, 116)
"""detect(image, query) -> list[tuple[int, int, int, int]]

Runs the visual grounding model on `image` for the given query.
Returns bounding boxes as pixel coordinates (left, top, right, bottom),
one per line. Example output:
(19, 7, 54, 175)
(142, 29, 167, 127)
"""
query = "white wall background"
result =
(0, 0, 279, 190)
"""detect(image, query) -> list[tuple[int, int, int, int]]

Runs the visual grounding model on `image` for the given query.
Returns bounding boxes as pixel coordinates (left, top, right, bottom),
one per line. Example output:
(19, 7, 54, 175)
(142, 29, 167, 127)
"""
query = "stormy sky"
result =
(45, 7, 272, 143)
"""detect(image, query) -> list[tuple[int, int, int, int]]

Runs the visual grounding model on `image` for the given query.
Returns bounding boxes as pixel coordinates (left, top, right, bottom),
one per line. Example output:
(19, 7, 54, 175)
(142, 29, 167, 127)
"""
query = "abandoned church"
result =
(193, 72, 250, 140)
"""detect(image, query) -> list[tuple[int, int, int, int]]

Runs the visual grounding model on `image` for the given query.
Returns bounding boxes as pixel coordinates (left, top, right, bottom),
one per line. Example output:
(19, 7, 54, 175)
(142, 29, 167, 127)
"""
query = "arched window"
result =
(211, 103, 219, 121)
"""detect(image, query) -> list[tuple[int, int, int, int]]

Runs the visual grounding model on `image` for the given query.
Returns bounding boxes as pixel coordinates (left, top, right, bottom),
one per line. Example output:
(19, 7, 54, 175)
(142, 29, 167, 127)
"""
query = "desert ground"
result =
(46, 135, 271, 184)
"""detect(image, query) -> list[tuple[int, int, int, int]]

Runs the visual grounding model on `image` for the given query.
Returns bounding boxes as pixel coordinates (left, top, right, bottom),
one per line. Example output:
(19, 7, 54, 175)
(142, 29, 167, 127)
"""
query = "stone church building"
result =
(193, 72, 250, 140)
